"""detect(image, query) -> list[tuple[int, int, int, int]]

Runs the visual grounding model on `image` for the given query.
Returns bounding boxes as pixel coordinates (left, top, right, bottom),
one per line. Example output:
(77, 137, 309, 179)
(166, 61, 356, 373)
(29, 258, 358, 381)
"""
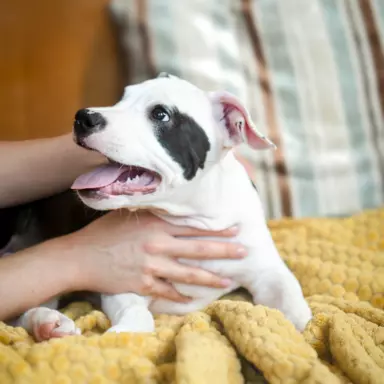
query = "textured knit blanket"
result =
(0, 208, 383, 384)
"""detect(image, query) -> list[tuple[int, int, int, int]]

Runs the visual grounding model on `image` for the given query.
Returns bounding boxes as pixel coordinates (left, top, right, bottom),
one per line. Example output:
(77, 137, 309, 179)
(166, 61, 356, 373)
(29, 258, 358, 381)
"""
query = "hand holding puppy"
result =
(0, 210, 245, 322)
(68, 210, 246, 302)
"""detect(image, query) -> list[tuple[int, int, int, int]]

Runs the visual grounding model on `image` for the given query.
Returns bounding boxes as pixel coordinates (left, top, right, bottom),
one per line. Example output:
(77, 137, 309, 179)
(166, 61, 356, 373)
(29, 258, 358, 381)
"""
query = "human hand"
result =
(67, 210, 247, 302)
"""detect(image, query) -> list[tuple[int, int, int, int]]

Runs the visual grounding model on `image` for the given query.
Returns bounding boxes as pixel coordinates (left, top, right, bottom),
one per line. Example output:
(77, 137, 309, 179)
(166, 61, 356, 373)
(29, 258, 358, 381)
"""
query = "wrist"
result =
(54, 231, 96, 292)
(40, 234, 87, 293)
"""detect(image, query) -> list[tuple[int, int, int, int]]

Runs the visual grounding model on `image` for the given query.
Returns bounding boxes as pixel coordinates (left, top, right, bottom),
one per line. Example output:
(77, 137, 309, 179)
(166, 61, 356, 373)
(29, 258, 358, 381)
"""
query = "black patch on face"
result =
(149, 105, 211, 180)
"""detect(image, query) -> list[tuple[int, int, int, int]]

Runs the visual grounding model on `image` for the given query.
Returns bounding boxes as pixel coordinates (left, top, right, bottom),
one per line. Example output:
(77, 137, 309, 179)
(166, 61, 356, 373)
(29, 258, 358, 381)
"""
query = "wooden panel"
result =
(0, 0, 124, 141)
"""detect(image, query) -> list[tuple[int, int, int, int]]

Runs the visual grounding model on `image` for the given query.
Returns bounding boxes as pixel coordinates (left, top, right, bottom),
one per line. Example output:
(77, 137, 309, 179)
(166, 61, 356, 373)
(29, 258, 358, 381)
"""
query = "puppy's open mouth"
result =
(71, 162, 161, 197)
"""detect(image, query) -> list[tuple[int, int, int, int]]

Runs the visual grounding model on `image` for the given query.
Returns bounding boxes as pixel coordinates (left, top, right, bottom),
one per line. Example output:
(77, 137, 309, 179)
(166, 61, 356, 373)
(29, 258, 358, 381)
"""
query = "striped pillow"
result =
(110, 0, 384, 219)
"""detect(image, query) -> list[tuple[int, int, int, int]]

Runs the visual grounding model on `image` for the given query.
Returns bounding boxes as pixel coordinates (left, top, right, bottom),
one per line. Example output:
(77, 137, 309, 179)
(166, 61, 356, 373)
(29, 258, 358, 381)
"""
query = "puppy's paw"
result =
(106, 322, 155, 334)
(107, 307, 155, 334)
(283, 299, 312, 332)
(25, 308, 81, 342)
(249, 269, 313, 332)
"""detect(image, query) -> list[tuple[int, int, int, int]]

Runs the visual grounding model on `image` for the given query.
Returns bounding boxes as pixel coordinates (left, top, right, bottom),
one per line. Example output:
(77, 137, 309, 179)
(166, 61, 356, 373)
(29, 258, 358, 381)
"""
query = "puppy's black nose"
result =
(74, 108, 106, 136)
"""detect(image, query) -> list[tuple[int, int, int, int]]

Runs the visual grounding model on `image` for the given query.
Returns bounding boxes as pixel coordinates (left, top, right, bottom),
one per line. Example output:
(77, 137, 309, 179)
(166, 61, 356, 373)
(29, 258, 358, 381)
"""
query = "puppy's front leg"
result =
(17, 298, 81, 341)
(101, 293, 155, 333)
(240, 239, 312, 332)
(245, 264, 312, 332)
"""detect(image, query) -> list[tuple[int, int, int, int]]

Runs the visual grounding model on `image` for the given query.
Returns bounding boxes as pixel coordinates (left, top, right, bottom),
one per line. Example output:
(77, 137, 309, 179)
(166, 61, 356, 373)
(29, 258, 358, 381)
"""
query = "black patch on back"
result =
(150, 106, 211, 180)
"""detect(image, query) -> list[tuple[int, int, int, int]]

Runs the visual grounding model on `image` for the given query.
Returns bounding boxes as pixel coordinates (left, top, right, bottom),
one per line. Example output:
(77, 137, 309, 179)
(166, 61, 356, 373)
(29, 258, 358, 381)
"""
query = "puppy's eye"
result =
(151, 106, 170, 122)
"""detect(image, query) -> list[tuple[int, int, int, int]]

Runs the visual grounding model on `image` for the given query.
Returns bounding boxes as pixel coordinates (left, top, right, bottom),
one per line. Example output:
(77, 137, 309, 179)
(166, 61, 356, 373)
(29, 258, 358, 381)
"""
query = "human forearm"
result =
(0, 236, 81, 321)
(0, 133, 106, 207)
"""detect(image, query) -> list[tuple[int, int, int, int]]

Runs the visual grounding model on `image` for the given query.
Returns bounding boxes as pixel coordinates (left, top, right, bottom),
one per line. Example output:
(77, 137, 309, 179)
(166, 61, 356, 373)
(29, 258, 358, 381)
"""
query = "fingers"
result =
(145, 237, 247, 260)
(168, 224, 240, 238)
(171, 238, 247, 259)
(145, 278, 191, 303)
(150, 257, 233, 289)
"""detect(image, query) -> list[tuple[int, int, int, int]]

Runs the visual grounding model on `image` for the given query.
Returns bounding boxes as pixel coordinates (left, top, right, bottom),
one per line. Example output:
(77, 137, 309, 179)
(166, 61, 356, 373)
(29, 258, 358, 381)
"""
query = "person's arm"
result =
(0, 237, 79, 321)
(0, 134, 107, 208)
(0, 211, 246, 322)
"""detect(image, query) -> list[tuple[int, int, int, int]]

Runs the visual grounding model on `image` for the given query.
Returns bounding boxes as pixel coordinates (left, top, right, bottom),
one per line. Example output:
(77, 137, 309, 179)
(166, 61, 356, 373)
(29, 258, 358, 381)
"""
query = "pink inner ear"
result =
(214, 91, 275, 150)
(223, 104, 244, 145)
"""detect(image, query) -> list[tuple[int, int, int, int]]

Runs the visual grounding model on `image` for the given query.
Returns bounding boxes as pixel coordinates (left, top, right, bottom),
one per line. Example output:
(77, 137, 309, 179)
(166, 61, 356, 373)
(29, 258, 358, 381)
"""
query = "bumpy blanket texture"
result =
(0, 208, 383, 384)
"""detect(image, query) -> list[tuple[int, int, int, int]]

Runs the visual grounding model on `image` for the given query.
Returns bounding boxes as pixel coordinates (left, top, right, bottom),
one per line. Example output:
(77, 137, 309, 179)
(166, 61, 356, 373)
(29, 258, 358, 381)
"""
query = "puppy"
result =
(18, 73, 312, 339)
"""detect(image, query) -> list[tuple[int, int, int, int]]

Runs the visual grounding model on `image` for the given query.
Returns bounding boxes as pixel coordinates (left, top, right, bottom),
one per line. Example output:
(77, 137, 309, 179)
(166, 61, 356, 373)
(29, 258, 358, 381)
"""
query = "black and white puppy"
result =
(18, 73, 312, 338)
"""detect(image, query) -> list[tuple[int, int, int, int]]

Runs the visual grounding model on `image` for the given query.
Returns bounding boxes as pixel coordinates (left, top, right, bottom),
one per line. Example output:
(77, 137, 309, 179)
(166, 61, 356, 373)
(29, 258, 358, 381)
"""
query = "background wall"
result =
(0, 0, 124, 141)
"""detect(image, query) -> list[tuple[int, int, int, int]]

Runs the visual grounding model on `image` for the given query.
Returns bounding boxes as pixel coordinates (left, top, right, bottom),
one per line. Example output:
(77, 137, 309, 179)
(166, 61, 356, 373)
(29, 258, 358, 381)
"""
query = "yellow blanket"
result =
(1, 208, 383, 384)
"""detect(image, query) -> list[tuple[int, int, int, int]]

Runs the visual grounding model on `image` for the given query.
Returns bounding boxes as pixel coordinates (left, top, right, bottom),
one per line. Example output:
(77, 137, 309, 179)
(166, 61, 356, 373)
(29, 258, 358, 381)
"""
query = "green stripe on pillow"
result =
(255, 0, 321, 217)
(320, 0, 381, 209)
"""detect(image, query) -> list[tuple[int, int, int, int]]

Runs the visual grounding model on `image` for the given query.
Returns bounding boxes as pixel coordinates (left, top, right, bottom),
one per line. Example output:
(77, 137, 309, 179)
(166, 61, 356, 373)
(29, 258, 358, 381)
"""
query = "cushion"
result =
(110, 0, 384, 219)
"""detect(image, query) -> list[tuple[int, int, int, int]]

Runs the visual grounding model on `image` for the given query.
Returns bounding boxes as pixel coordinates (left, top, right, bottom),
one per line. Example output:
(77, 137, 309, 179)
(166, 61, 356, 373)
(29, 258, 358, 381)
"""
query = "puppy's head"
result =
(71, 73, 275, 211)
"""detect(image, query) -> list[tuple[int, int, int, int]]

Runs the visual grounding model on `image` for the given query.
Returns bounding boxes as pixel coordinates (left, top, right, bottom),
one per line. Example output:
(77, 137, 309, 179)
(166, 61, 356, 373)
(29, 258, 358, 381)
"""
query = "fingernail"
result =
(229, 225, 239, 234)
(236, 246, 247, 257)
(221, 278, 233, 287)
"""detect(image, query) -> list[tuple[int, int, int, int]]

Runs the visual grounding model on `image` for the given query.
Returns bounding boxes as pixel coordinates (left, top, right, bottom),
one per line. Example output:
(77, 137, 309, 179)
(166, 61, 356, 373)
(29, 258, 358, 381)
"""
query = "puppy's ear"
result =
(209, 91, 275, 150)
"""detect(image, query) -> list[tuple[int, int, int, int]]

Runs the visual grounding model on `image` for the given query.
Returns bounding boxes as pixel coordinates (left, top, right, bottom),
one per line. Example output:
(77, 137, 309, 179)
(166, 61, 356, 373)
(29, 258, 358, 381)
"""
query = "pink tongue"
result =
(71, 164, 128, 190)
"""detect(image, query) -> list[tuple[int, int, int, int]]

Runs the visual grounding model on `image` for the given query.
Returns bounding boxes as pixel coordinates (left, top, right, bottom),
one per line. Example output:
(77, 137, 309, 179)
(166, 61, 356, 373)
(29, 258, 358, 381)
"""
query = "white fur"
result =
(19, 76, 312, 337)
